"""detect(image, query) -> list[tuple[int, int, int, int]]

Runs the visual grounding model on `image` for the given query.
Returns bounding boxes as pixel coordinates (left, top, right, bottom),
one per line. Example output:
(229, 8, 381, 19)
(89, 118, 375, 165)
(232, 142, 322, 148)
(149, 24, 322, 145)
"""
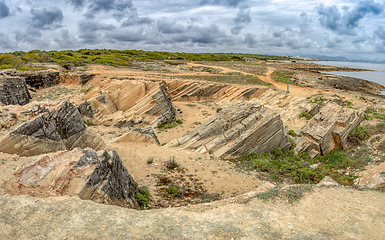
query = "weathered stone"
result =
(5, 69, 60, 88)
(167, 101, 290, 158)
(295, 102, 364, 157)
(0, 75, 31, 106)
(317, 176, 341, 187)
(78, 100, 94, 118)
(13, 148, 141, 209)
(0, 101, 105, 156)
(114, 126, 160, 145)
(83, 80, 176, 127)
(79, 150, 140, 209)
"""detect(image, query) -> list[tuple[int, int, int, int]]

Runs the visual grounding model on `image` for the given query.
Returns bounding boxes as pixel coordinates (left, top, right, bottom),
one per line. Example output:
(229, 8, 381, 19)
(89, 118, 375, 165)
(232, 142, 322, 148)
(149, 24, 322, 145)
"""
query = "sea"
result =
(312, 61, 385, 87)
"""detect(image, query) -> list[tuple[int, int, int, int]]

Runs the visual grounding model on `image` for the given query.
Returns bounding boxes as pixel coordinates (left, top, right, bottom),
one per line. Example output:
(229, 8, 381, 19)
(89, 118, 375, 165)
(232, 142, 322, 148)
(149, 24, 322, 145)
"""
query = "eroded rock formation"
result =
(0, 75, 31, 106)
(3, 69, 60, 88)
(295, 102, 364, 157)
(81, 80, 175, 127)
(167, 101, 290, 158)
(13, 148, 141, 209)
(0, 101, 105, 156)
(113, 126, 160, 145)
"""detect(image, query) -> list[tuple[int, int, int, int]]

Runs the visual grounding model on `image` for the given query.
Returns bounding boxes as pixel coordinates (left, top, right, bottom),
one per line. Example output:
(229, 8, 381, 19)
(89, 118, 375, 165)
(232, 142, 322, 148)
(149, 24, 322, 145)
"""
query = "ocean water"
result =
(312, 61, 385, 87)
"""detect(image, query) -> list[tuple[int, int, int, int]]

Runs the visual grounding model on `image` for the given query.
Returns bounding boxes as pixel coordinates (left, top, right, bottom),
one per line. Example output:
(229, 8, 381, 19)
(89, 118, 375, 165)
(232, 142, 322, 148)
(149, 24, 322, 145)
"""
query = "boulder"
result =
(114, 126, 160, 145)
(0, 101, 105, 156)
(13, 148, 141, 209)
(295, 102, 364, 157)
(0, 75, 31, 106)
(167, 101, 290, 158)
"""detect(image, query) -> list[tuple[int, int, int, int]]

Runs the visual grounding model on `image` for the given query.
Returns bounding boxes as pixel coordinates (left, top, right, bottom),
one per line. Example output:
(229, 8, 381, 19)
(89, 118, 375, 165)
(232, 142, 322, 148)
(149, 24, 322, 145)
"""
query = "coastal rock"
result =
(0, 75, 31, 106)
(78, 100, 94, 118)
(12, 148, 141, 209)
(295, 102, 364, 157)
(4, 69, 60, 88)
(167, 101, 290, 158)
(354, 161, 385, 189)
(114, 126, 160, 145)
(83, 80, 175, 127)
(0, 101, 105, 156)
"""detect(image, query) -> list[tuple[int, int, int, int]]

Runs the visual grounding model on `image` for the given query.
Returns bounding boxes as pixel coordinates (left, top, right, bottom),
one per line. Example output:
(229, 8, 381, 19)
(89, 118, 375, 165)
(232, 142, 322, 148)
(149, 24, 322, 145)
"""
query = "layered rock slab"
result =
(0, 75, 31, 106)
(0, 101, 105, 156)
(82, 80, 175, 127)
(295, 102, 364, 157)
(167, 101, 290, 158)
(12, 148, 141, 209)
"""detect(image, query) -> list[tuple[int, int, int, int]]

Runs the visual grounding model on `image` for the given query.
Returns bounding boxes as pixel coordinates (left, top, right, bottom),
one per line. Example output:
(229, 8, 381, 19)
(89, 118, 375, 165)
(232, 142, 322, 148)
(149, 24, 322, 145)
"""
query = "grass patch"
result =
(272, 71, 302, 87)
(298, 112, 313, 120)
(231, 148, 370, 186)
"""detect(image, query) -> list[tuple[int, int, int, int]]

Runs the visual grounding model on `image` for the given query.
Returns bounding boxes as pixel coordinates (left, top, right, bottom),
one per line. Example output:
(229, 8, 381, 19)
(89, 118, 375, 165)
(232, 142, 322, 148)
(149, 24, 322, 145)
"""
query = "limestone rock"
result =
(0, 75, 31, 106)
(167, 101, 290, 158)
(295, 102, 364, 157)
(114, 126, 160, 145)
(317, 176, 341, 187)
(13, 148, 141, 209)
(354, 161, 385, 189)
(0, 101, 105, 156)
(83, 80, 175, 127)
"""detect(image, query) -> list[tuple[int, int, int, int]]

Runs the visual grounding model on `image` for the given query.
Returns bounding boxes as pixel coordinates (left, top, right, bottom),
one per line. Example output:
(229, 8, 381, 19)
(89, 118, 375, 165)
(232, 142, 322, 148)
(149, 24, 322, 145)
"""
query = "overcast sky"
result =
(0, 0, 384, 60)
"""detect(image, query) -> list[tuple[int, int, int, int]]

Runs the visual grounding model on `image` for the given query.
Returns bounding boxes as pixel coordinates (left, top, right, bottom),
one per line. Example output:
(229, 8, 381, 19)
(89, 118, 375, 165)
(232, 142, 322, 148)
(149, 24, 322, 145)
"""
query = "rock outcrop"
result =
(0, 75, 31, 106)
(114, 126, 160, 145)
(295, 102, 364, 157)
(3, 69, 60, 88)
(167, 101, 291, 158)
(13, 148, 141, 209)
(0, 101, 105, 156)
(58, 72, 97, 85)
(82, 80, 175, 127)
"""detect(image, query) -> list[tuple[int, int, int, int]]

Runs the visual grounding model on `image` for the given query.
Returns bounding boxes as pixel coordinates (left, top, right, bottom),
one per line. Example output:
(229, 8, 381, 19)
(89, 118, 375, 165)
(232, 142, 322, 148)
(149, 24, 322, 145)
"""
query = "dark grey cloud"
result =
(85, 0, 133, 19)
(0, 2, 10, 19)
(317, 1, 384, 35)
(299, 12, 311, 33)
(244, 33, 257, 48)
(200, 0, 245, 7)
(231, 7, 251, 35)
(78, 20, 116, 43)
(157, 19, 185, 34)
(121, 11, 153, 26)
(30, 7, 64, 29)
(67, 0, 86, 8)
(262, 27, 315, 50)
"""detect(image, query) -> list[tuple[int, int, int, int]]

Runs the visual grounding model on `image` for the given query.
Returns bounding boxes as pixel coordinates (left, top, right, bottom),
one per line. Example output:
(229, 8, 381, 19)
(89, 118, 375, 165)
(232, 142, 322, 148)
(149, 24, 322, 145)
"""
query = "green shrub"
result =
(348, 125, 370, 145)
(136, 186, 150, 208)
(287, 130, 297, 137)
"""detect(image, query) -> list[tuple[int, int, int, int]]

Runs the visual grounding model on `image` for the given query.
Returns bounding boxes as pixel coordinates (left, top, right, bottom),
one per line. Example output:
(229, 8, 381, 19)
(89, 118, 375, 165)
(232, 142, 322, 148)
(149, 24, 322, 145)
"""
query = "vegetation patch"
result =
(0, 50, 298, 71)
(256, 185, 313, 204)
(272, 71, 302, 87)
(348, 125, 370, 145)
(298, 112, 313, 120)
(136, 186, 151, 209)
(307, 94, 327, 106)
(231, 147, 370, 186)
